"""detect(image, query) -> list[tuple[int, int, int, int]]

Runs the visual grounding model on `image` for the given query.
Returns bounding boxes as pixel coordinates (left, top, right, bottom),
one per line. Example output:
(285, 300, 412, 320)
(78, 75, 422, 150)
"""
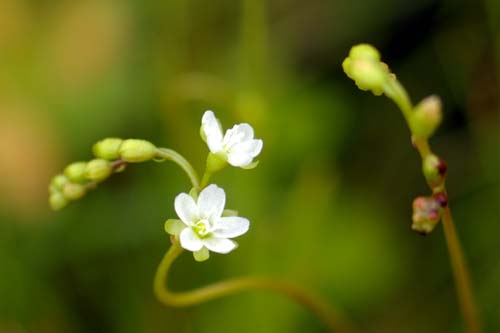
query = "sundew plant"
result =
(48, 38, 483, 332)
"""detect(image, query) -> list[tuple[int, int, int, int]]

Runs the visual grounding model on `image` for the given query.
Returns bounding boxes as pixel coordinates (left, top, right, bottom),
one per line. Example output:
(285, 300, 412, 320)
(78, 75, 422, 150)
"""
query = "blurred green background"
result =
(0, 0, 499, 332)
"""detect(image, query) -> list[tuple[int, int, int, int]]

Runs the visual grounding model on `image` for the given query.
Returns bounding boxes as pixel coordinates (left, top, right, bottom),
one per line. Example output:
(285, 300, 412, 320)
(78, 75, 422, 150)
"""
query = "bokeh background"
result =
(1, 0, 499, 332)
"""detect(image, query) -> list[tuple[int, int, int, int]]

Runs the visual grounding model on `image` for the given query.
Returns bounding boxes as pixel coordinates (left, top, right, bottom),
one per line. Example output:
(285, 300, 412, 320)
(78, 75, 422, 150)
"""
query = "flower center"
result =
(193, 219, 210, 237)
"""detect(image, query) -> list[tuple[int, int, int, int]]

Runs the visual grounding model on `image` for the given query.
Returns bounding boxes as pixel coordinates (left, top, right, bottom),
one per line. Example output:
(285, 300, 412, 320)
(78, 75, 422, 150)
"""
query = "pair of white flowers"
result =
(165, 111, 263, 261)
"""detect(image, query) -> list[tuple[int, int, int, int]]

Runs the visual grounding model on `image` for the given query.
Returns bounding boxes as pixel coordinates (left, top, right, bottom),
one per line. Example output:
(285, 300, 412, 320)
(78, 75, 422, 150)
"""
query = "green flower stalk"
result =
(48, 111, 351, 332)
(343, 43, 481, 333)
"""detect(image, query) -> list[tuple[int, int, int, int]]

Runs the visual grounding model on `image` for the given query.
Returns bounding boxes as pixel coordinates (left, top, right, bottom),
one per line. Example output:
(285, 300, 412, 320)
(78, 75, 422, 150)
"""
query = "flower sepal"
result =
(206, 152, 228, 174)
(193, 247, 210, 262)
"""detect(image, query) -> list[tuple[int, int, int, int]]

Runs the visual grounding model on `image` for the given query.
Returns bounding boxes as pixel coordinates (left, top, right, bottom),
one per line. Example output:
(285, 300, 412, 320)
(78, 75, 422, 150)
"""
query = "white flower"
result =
(201, 110, 263, 168)
(165, 184, 250, 261)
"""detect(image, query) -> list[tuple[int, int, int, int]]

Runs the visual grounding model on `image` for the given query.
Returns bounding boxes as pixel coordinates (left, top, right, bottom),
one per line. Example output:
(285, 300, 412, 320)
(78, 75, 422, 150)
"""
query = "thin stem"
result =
(154, 241, 354, 333)
(441, 207, 481, 333)
(383, 79, 413, 124)
(156, 148, 200, 189)
(199, 171, 212, 189)
(384, 79, 481, 332)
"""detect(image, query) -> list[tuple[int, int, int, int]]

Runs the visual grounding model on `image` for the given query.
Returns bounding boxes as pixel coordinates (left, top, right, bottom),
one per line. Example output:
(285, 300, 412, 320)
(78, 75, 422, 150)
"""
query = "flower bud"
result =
(64, 162, 88, 183)
(349, 44, 381, 62)
(411, 196, 441, 234)
(93, 138, 123, 160)
(62, 182, 86, 200)
(49, 191, 69, 211)
(50, 174, 68, 192)
(410, 95, 442, 139)
(85, 159, 112, 182)
(119, 139, 157, 163)
(343, 58, 386, 96)
(422, 154, 447, 189)
(206, 152, 227, 174)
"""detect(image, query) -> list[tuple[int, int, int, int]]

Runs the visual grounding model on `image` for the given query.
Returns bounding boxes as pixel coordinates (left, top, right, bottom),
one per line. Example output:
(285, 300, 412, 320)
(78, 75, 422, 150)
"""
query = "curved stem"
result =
(383, 79, 413, 124)
(384, 80, 481, 332)
(156, 148, 200, 189)
(154, 241, 354, 333)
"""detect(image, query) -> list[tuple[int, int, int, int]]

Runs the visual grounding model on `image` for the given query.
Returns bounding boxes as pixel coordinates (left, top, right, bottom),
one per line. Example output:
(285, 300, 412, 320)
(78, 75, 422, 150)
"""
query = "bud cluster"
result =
(342, 44, 393, 96)
(411, 196, 443, 234)
(49, 138, 158, 210)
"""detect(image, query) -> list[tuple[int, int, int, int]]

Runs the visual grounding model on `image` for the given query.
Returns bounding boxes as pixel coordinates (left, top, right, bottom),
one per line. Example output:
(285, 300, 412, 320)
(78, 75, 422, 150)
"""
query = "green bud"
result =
(410, 95, 442, 139)
(64, 162, 88, 183)
(206, 152, 227, 174)
(348, 59, 386, 95)
(85, 159, 112, 182)
(49, 191, 69, 211)
(119, 139, 157, 163)
(349, 44, 381, 62)
(422, 154, 447, 189)
(342, 58, 352, 77)
(62, 182, 86, 200)
(50, 174, 68, 192)
(93, 138, 123, 160)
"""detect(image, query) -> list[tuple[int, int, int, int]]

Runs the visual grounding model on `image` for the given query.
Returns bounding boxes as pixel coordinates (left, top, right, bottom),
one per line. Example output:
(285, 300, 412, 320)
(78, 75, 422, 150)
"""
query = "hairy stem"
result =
(154, 241, 354, 333)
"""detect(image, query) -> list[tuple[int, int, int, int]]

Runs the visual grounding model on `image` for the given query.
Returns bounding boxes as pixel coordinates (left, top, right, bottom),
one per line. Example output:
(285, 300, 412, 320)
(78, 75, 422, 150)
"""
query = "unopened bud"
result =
(49, 191, 69, 211)
(422, 154, 447, 189)
(85, 159, 112, 182)
(64, 162, 88, 183)
(343, 58, 386, 96)
(62, 182, 86, 200)
(349, 44, 381, 62)
(410, 95, 442, 139)
(119, 139, 157, 163)
(50, 174, 68, 192)
(93, 138, 123, 160)
(411, 196, 441, 234)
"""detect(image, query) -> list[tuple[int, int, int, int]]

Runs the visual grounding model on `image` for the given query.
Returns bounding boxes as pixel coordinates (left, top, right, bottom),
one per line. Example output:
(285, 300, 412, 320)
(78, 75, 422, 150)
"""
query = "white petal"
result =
(197, 184, 225, 219)
(202, 110, 223, 153)
(179, 228, 204, 252)
(231, 139, 263, 158)
(164, 219, 186, 236)
(235, 123, 254, 141)
(174, 193, 198, 225)
(213, 216, 250, 238)
(222, 123, 254, 149)
(227, 152, 254, 167)
(203, 237, 237, 254)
